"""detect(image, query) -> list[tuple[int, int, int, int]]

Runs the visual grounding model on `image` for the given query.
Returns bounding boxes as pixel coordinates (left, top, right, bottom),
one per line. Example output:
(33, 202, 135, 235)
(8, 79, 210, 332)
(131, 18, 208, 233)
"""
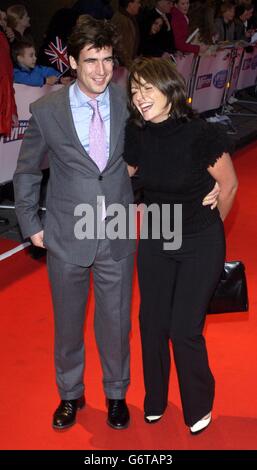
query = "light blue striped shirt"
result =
(69, 81, 110, 158)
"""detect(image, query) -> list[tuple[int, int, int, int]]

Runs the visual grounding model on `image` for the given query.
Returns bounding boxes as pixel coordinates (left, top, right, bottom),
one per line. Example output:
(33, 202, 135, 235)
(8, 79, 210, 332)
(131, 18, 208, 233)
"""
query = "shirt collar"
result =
(73, 80, 109, 107)
(155, 8, 167, 18)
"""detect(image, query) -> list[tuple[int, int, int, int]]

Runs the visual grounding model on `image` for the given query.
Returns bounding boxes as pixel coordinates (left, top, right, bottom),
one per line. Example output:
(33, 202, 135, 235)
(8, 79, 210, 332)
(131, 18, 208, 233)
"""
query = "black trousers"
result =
(137, 219, 225, 427)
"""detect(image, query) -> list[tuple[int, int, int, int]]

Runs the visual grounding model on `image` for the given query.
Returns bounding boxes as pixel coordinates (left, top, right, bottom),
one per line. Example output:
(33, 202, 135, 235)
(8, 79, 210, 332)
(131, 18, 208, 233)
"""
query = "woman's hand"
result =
(207, 153, 238, 220)
(202, 182, 220, 209)
(127, 164, 138, 177)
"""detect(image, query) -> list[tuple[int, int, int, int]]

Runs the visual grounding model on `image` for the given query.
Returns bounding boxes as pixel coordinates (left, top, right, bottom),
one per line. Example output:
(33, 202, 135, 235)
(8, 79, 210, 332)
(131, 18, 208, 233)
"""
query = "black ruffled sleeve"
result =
(123, 121, 141, 166)
(193, 120, 234, 169)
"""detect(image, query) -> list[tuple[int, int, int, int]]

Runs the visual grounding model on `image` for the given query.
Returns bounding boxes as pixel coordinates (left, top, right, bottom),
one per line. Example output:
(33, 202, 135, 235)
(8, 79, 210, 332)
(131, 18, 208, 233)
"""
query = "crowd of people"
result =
(13, 11, 238, 436)
(0, 0, 252, 437)
(0, 0, 257, 137)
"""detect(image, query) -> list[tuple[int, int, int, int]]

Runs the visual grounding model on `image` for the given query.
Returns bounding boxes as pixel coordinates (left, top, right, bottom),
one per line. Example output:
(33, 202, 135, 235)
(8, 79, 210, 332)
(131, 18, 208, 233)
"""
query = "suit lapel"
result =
(52, 82, 127, 171)
(108, 83, 127, 164)
(52, 84, 98, 169)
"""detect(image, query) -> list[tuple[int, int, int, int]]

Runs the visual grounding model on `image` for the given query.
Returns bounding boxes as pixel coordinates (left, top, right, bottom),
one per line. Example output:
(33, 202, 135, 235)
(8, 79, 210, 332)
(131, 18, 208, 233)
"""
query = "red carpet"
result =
(0, 143, 257, 450)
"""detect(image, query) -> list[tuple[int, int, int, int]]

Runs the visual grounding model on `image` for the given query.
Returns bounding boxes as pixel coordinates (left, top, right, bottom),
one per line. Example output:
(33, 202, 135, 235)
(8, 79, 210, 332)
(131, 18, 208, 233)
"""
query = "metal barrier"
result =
(174, 44, 257, 113)
(0, 47, 257, 185)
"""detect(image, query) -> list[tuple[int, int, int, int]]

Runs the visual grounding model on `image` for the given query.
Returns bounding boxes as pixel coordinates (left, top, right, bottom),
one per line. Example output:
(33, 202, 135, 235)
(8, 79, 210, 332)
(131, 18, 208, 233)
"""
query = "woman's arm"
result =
(207, 152, 238, 221)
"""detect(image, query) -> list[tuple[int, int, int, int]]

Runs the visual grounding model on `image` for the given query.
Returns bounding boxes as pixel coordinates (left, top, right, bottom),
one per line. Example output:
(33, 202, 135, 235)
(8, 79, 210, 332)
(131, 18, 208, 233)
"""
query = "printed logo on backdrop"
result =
(196, 74, 212, 90)
(251, 55, 257, 70)
(213, 70, 228, 89)
(1, 120, 29, 143)
(242, 58, 252, 71)
(222, 52, 231, 62)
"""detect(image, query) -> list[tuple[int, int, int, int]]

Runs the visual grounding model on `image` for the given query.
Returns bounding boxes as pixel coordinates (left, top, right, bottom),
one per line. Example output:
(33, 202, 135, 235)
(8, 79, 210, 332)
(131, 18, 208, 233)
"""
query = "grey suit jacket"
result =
(214, 18, 235, 42)
(13, 82, 136, 266)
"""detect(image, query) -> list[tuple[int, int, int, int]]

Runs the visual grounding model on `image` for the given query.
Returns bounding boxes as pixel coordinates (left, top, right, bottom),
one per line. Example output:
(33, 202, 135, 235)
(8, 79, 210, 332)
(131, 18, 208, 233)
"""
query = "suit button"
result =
(98, 175, 103, 181)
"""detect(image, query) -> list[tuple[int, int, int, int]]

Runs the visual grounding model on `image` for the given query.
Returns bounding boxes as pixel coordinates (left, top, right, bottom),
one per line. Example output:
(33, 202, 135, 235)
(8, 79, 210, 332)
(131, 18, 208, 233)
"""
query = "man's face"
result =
(69, 45, 114, 98)
(245, 8, 254, 21)
(156, 0, 173, 14)
(223, 7, 235, 22)
(128, 0, 141, 16)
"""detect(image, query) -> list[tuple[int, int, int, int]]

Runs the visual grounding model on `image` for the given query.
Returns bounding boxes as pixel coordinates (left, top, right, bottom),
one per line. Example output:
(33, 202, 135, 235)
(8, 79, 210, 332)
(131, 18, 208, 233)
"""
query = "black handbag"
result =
(207, 261, 249, 314)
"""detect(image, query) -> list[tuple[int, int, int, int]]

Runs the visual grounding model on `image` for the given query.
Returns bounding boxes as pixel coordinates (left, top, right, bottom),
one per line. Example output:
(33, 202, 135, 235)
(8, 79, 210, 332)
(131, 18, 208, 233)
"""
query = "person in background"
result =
(7, 4, 31, 42)
(234, 4, 255, 41)
(111, 0, 141, 68)
(171, 0, 209, 53)
(155, 0, 173, 31)
(0, 8, 15, 42)
(124, 57, 238, 434)
(0, 10, 18, 136)
(138, 1, 175, 55)
(188, 0, 215, 45)
(151, 0, 175, 54)
(214, 1, 236, 42)
(139, 10, 165, 56)
(13, 39, 61, 87)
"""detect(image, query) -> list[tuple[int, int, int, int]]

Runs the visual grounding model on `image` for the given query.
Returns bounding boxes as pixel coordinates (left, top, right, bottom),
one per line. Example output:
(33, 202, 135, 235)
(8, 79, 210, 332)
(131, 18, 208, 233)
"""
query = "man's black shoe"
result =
(107, 399, 130, 430)
(52, 395, 85, 430)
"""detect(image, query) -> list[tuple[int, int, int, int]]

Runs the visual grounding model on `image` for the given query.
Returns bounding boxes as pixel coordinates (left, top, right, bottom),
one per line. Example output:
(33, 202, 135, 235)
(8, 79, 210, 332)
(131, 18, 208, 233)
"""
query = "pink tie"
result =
(88, 99, 107, 172)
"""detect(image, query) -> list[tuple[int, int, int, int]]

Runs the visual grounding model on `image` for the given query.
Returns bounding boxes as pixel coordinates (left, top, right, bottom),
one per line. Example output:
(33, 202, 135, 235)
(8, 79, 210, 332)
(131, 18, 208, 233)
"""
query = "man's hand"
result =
(202, 182, 220, 209)
(31, 230, 45, 248)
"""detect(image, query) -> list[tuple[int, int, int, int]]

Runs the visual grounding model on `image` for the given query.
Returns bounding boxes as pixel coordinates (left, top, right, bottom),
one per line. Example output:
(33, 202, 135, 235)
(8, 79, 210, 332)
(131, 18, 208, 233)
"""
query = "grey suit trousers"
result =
(47, 236, 134, 400)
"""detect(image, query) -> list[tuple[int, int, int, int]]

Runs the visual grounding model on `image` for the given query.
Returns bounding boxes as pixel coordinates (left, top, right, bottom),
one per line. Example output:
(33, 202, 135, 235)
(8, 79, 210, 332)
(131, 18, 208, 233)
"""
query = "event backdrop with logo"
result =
(0, 84, 62, 184)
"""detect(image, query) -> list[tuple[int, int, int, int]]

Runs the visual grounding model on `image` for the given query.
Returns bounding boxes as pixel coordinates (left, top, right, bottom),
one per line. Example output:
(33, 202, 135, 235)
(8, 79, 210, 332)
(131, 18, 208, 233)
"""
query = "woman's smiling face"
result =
(131, 75, 171, 123)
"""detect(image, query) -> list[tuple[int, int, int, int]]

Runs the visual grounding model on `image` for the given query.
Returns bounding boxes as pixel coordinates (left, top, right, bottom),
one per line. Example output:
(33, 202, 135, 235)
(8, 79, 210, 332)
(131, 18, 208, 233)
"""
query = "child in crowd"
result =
(13, 39, 62, 87)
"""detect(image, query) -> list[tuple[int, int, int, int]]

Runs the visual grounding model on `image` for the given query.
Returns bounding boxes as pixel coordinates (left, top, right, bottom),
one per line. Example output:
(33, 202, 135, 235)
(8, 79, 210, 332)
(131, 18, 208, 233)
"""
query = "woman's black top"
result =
(124, 117, 233, 235)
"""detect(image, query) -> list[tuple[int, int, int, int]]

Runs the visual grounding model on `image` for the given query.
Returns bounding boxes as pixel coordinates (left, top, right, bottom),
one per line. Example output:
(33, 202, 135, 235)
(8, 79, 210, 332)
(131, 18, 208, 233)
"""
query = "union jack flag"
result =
(44, 36, 69, 73)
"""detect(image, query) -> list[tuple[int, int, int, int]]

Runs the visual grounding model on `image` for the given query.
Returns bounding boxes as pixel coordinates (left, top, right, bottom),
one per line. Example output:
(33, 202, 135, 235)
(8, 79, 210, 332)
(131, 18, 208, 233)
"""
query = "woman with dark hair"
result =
(124, 57, 238, 434)
(139, 10, 166, 57)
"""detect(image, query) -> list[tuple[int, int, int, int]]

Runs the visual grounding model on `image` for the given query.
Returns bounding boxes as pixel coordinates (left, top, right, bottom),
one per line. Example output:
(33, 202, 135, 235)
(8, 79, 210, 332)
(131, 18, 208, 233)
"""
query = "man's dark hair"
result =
(12, 38, 35, 64)
(67, 14, 119, 62)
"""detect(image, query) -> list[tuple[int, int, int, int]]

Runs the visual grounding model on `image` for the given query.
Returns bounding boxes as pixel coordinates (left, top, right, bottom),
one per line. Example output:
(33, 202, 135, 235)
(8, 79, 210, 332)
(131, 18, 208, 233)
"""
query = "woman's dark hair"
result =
(128, 56, 196, 127)
(67, 14, 119, 62)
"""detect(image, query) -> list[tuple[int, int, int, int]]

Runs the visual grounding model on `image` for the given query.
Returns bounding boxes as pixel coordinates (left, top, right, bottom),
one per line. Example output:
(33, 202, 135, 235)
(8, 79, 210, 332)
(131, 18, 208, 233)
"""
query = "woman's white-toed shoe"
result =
(144, 414, 163, 424)
(190, 412, 212, 435)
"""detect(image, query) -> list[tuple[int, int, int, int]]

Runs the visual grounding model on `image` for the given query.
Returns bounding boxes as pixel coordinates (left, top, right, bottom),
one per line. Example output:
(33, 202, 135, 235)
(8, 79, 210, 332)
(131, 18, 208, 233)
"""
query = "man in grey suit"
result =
(13, 16, 135, 431)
